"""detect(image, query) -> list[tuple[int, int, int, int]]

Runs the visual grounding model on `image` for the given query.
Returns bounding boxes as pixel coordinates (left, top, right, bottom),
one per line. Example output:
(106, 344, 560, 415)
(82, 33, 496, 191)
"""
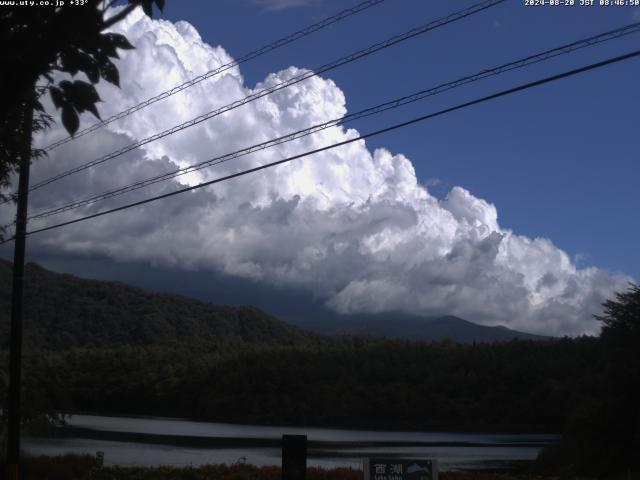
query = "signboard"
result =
(364, 458, 438, 480)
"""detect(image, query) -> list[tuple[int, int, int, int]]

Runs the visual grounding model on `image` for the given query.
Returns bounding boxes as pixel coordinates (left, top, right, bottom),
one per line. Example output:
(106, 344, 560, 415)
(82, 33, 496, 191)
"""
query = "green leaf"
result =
(64, 80, 101, 112)
(104, 32, 135, 50)
(77, 52, 100, 84)
(59, 51, 80, 76)
(99, 58, 119, 87)
(140, 0, 153, 17)
(97, 33, 120, 59)
(56, 80, 103, 125)
(84, 64, 100, 84)
(61, 105, 79, 136)
(49, 87, 64, 110)
(60, 49, 100, 83)
(85, 103, 101, 120)
(58, 80, 73, 91)
(75, 80, 100, 102)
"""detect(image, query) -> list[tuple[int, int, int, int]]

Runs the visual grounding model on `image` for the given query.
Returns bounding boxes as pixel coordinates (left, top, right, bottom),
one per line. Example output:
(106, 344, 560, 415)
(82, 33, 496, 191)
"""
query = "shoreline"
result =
(58, 411, 560, 436)
(14, 456, 552, 480)
(48, 425, 553, 450)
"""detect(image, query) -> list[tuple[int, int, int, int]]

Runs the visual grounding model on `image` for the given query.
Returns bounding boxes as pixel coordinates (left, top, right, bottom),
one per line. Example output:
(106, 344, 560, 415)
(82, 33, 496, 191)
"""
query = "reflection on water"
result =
(23, 414, 558, 471)
(62, 414, 556, 445)
(24, 438, 287, 468)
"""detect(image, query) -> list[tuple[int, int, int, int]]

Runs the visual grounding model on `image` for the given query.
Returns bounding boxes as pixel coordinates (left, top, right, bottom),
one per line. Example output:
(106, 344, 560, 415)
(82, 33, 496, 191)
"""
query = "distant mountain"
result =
(0, 260, 548, 349)
(287, 312, 549, 342)
(0, 260, 320, 350)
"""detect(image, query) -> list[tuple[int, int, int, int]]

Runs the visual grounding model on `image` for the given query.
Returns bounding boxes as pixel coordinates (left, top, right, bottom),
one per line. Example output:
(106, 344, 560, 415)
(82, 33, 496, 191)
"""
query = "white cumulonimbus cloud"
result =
(2, 8, 632, 336)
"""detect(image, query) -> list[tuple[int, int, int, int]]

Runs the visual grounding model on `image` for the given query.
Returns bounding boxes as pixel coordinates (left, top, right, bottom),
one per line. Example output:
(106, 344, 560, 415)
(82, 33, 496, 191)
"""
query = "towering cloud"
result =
(4, 8, 631, 335)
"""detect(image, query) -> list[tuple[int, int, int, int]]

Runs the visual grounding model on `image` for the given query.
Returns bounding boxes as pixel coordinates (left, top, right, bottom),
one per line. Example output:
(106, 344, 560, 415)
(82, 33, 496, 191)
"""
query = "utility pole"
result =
(6, 99, 34, 480)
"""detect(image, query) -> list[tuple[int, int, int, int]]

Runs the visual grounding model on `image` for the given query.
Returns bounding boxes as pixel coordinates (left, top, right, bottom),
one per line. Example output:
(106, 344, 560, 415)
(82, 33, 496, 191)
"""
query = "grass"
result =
(0, 455, 568, 480)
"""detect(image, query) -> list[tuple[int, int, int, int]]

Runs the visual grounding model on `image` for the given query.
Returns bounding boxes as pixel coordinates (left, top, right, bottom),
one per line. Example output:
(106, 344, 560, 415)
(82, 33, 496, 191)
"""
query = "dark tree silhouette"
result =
(594, 283, 640, 474)
(0, 2, 165, 473)
(0, 0, 164, 200)
(536, 283, 640, 477)
(596, 282, 640, 341)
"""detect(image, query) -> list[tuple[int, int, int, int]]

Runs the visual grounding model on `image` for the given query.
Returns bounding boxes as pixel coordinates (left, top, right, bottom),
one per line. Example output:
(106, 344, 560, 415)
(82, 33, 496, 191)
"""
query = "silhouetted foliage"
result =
(0, 260, 321, 350)
(0, 460, 362, 480)
(0, 261, 597, 433)
(1, 262, 638, 475)
(535, 283, 640, 477)
(597, 282, 640, 344)
(0, 338, 600, 433)
(0, 0, 164, 203)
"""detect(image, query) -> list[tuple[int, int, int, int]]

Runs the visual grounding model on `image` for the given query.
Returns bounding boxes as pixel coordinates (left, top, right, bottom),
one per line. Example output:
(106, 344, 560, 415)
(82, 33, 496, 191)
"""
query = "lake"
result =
(23, 414, 558, 471)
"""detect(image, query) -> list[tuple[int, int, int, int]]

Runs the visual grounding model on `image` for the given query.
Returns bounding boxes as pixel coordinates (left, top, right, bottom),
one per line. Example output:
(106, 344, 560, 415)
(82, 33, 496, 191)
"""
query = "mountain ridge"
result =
(0, 259, 548, 348)
(0, 259, 320, 349)
(288, 312, 549, 342)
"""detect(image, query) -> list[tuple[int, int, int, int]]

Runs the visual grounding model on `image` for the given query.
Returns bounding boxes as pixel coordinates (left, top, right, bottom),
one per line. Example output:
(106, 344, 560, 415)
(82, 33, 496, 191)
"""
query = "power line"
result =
(26, 0, 506, 193)
(42, 0, 388, 152)
(23, 21, 640, 222)
(7, 48, 637, 243)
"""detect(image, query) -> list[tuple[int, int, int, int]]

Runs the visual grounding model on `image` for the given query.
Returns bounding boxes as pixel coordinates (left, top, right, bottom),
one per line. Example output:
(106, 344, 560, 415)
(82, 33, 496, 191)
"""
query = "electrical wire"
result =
(42, 0, 388, 151)
(26, 0, 506, 193)
(24, 21, 640, 222)
(2, 47, 635, 244)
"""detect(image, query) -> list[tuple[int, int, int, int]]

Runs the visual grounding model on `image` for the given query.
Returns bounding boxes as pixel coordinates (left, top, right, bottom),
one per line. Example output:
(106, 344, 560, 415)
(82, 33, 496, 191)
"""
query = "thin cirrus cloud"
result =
(11, 7, 632, 336)
(252, 0, 323, 12)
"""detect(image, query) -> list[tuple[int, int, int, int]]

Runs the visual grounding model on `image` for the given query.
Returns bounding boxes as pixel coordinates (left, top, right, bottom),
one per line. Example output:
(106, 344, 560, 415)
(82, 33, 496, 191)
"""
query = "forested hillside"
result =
(0, 260, 320, 349)
(0, 259, 603, 433)
(0, 260, 637, 476)
(0, 260, 548, 346)
(2, 337, 597, 432)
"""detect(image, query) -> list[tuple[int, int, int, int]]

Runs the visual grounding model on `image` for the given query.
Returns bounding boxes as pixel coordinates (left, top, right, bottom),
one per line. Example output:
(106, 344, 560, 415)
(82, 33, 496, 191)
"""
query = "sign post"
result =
(365, 458, 438, 480)
(282, 434, 307, 480)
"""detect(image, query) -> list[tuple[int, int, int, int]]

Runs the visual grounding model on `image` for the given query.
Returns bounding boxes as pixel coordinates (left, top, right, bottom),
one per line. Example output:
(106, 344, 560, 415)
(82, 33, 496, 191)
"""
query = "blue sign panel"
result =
(365, 458, 438, 480)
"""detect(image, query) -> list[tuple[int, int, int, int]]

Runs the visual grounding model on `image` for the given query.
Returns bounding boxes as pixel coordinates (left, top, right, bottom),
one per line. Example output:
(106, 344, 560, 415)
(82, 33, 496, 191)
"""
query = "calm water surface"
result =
(24, 414, 558, 471)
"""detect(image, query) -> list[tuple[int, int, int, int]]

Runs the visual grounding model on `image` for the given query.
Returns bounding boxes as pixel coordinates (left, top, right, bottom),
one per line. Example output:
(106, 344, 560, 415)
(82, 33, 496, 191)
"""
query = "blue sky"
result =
(2, 0, 638, 336)
(162, 0, 640, 280)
